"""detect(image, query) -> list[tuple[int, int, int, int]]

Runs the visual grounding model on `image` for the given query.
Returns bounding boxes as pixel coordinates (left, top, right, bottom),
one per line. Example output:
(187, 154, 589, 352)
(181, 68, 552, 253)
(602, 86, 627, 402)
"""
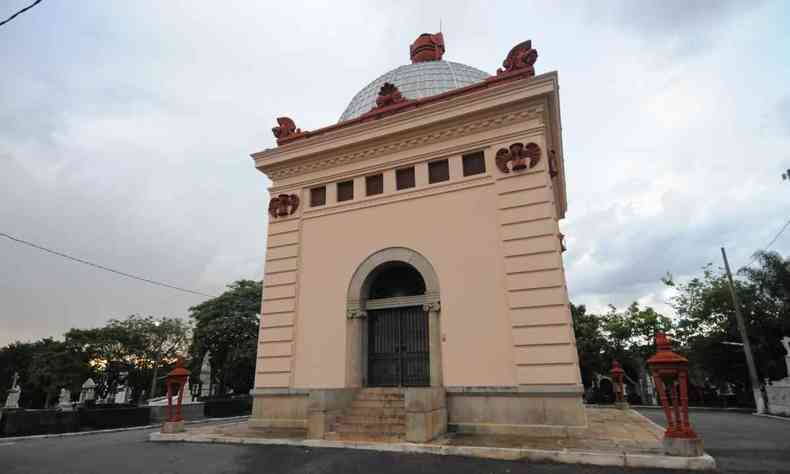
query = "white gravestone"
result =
(58, 388, 73, 411)
(79, 378, 96, 403)
(199, 352, 212, 398)
(4, 372, 21, 409)
(114, 384, 131, 404)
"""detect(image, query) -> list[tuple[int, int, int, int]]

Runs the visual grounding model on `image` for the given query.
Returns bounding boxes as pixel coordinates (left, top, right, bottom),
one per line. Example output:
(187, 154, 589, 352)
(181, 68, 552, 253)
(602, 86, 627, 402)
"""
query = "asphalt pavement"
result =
(638, 408, 790, 473)
(1, 411, 788, 474)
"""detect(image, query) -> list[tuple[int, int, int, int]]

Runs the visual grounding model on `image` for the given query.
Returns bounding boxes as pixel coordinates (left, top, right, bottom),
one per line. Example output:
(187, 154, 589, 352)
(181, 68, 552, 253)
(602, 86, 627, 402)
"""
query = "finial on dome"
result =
(410, 32, 445, 63)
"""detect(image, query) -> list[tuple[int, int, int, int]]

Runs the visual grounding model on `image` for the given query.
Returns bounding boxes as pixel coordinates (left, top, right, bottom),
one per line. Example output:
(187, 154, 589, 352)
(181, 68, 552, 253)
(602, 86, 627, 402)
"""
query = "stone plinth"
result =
(663, 437, 705, 457)
(161, 420, 185, 433)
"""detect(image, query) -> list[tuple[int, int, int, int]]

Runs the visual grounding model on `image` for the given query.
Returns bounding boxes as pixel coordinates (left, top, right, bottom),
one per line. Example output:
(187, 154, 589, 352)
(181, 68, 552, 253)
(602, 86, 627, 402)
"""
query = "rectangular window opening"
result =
(462, 151, 486, 176)
(310, 186, 326, 207)
(366, 174, 383, 196)
(337, 180, 354, 202)
(396, 167, 415, 190)
(428, 159, 449, 184)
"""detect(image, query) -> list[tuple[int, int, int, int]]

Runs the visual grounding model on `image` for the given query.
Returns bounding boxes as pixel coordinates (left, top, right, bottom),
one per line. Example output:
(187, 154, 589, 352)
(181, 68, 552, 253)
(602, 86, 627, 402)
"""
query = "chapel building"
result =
(249, 33, 585, 441)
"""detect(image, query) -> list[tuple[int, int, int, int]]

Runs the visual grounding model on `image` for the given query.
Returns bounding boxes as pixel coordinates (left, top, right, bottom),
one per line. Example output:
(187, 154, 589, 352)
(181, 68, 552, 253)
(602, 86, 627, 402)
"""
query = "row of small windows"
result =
(310, 151, 485, 207)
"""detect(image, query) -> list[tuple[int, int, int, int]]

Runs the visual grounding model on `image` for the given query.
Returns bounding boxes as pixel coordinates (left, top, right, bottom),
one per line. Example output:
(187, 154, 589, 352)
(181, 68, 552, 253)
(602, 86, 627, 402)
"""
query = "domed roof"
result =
(339, 60, 490, 122)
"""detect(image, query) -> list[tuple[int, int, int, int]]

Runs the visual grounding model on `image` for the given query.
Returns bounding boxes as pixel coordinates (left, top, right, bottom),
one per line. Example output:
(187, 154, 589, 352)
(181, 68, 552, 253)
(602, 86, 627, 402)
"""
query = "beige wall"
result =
(295, 175, 515, 388)
(253, 72, 581, 392)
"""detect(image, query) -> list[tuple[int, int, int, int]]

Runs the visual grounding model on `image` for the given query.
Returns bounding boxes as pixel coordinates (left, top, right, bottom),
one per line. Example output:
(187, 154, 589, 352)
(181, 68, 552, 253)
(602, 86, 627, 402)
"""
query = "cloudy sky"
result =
(1, 1, 788, 346)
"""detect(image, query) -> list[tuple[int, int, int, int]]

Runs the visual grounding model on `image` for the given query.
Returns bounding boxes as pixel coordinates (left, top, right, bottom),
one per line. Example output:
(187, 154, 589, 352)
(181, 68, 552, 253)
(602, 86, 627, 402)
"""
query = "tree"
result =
(189, 280, 262, 395)
(571, 303, 608, 388)
(65, 315, 190, 399)
(665, 254, 790, 403)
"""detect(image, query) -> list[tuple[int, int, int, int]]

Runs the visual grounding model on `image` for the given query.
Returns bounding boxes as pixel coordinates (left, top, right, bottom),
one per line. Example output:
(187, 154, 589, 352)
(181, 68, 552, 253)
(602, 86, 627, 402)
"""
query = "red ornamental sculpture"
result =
(374, 82, 407, 110)
(495, 142, 541, 173)
(610, 360, 626, 406)
(268, 194, 300, 218)
(647, 333, 697, 439)
(271, 117, 303, 145)
(165, 357, 190, 423)
(497, 40, 538, 77)
(410, 32, 445, 63)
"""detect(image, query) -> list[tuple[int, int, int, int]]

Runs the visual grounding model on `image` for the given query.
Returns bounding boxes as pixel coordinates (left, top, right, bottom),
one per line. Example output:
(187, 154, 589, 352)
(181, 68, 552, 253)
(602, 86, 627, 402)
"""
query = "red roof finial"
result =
(410, 33, 445, 63)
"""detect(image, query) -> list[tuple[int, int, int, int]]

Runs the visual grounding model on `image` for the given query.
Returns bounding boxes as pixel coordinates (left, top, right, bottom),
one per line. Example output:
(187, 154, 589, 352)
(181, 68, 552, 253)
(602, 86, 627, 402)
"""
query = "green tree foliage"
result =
(571, 304, 608, 388)
(189, 280, 262, 395)
(665, 252, 790, 390)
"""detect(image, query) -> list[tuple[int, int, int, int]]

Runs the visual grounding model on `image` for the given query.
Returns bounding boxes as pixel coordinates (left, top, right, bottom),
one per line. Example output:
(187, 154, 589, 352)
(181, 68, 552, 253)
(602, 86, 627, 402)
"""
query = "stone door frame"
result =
(346, 247, 442, 387)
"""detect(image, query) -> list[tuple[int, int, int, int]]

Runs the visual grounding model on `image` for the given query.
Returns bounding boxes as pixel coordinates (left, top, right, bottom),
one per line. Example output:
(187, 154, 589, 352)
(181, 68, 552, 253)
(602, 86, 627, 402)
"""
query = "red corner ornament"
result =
(495, 142, 541, 173)
(410, 32, 445, 63)
(165, 357, 190, 423)
(610, 360, 626, 407)
(268, 194, 300, 219)
(271, 117, 304, 145)
(647, 334, 697, 439)
(497, 40, 538, 77)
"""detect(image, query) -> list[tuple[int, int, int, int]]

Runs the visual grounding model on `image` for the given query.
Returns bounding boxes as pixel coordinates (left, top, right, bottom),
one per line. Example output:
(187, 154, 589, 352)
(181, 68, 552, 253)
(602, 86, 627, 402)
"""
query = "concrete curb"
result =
(754, 413, 790, 422)
(149, 431, 716, 471)
(0, 415, 250, 443)
(630, 405, 754, 414)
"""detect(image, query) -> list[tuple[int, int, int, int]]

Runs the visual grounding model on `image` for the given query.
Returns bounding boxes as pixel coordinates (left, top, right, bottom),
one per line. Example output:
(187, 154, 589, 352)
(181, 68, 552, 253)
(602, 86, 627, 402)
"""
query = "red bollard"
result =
(161, 357, 190, 433)
(647, 333, 704, 457)
(610, 360, 628, 409)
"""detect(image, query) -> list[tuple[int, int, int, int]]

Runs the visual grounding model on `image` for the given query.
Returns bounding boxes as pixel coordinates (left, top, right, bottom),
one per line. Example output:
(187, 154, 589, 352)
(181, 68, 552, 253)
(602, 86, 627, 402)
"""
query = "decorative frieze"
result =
(265, 107, 544, 181)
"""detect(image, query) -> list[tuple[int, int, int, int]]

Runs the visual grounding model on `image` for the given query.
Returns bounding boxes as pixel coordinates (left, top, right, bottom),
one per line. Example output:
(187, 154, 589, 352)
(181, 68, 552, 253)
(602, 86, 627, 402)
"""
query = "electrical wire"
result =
(739, 217, 790, 270)
(0, 231, 217, 298)
(0, 0, 43, 28)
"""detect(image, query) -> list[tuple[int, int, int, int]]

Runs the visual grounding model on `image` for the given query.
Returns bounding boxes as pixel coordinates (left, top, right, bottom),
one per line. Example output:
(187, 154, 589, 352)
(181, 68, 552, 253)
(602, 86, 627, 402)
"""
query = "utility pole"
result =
(721, 247, 765, 413)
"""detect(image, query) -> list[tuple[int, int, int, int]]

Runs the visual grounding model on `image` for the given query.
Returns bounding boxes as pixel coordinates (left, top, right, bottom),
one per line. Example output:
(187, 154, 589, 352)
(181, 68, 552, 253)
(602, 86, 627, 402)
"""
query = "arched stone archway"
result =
(345, 247, 442, 387)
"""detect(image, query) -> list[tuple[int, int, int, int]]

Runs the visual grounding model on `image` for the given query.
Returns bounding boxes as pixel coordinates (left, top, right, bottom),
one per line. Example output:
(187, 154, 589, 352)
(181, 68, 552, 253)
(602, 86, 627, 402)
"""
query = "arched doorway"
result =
(346, 248, 442, 388)
(366, 263, 428, 387)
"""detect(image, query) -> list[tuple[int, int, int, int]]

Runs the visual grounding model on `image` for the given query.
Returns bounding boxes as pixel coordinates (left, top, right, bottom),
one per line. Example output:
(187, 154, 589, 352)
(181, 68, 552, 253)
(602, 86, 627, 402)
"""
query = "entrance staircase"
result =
(325, 388, 406, 441)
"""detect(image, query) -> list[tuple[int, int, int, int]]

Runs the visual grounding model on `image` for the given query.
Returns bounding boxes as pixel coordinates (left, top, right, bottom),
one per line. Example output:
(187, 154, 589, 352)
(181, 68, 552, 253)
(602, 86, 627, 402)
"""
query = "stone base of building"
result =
(250, 385, 585, 440)
(249, 388, 309, 429)
(663, 436, 704, 457)
(446, 385, 587, 437)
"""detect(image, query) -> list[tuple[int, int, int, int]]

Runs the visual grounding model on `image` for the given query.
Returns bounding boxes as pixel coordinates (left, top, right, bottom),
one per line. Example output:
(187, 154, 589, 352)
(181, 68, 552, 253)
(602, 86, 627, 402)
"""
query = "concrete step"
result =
(350, 399, 405, 409)
(354, 391, 405, 402)
(334, 422, 405, 435)
(345, 406, 405, 417)
(324, 431, 404, 443)
(336, 414, 405, 425)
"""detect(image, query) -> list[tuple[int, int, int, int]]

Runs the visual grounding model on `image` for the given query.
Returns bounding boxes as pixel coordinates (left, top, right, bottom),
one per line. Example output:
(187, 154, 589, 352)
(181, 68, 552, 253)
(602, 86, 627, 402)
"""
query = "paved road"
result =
(638, 409, 790, 473)
(1, 412, 788, 474)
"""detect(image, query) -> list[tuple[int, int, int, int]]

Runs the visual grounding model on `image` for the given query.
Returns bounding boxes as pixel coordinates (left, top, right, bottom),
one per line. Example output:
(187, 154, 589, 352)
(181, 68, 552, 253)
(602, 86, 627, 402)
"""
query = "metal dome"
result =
(339, 60, 490, 122)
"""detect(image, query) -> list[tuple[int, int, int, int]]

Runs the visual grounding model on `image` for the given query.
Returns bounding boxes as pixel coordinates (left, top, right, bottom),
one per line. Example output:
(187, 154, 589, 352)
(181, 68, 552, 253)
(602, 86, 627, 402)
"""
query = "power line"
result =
(0, 231, 217, 298)
(739, 217, 790, 270)
(0, 0, 43, 28)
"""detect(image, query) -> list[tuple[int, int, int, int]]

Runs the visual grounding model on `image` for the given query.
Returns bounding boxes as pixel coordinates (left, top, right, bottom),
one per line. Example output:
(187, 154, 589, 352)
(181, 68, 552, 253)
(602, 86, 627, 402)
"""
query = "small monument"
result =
(161, 357, 190, 434)
(4, 372, 21, 409)
(765, 336, 790, 416)
(79, 378, 96, 404)
(114, 383, 131, 404)
(199, 351, 212, 398)
(58, 388, 73, 411)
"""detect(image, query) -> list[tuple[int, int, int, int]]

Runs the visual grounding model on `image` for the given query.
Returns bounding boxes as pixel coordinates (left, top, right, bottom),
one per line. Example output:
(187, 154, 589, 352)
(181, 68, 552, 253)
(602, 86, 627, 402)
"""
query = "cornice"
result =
(264, 104, 545, 182)
(252, 72, 559, 169)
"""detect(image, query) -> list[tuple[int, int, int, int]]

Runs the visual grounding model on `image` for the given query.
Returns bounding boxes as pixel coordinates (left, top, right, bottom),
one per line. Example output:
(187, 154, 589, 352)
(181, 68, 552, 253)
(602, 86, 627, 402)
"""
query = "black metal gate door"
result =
(367, 306, 429, 387)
